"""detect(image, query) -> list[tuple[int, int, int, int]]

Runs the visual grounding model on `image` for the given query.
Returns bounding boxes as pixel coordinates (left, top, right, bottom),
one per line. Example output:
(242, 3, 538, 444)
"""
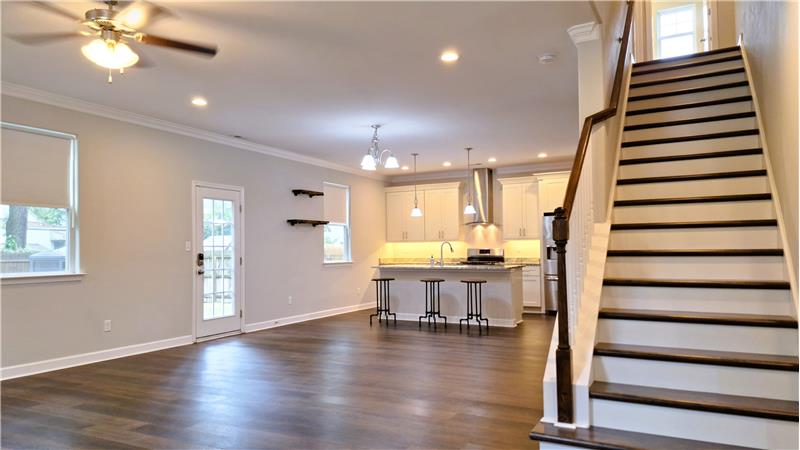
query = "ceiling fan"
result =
(7, 0, 218, 83)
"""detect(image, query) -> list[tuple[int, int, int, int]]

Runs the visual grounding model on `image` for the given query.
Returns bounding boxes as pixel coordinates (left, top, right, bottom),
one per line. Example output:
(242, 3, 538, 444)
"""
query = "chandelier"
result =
(360, 124, 399, 171)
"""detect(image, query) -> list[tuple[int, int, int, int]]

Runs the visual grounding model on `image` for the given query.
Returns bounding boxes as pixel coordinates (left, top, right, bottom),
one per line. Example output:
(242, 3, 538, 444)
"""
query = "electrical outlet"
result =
(288, 296, 293, 305)
(103, 320, 112, 332)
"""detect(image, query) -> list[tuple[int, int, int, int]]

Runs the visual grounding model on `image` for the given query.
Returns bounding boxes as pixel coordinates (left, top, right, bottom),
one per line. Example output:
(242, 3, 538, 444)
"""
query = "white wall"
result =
(1, 95, 386, 368)
(735, 0, 799, 273)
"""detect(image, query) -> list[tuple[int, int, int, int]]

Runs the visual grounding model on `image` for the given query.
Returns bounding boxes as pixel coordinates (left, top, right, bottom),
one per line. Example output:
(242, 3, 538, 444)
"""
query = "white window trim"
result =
(0, 121, 80, 282)
(323, 182, 352, 265)
(655, 4, 697, 59)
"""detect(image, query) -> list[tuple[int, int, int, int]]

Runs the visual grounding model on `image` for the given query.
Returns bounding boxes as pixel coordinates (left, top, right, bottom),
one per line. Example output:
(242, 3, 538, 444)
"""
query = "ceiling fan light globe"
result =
(384, 155, 400, 169)
(82, 39, 139, 69)
(360, 154, 377, 171)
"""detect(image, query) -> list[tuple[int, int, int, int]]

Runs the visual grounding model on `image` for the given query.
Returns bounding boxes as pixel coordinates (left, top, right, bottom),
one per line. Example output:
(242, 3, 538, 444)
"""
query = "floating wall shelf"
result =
(287, 219, 329, 227)
(292, 189, 324, 198)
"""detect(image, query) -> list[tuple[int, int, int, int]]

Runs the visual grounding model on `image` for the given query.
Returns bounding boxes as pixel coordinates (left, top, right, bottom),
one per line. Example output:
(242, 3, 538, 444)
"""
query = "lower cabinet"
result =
(522, 266, 542, 308)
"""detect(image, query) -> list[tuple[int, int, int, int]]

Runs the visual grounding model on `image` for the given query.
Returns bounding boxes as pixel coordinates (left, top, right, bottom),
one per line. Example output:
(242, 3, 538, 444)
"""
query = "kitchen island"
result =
(374, 264, 524, 327)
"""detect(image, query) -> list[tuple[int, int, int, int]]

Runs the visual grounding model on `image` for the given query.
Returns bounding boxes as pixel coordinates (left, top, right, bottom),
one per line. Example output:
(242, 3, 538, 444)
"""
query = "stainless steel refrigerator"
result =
(541, 212, 558, 312)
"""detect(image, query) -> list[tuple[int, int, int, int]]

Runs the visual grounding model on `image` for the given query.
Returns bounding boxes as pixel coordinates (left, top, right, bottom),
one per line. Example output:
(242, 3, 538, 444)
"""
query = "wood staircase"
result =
(531, 46, 798, 449)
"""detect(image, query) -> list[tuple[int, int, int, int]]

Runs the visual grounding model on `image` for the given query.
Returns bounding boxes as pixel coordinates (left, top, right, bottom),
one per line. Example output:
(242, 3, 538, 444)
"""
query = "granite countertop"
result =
(375, 263, 525, 271)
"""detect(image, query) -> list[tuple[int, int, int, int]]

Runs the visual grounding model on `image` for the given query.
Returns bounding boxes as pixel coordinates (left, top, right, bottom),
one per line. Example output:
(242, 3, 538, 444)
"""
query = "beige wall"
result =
(1, 95, 386, 367)
(716, 0, 738, 48)
(734, 0, 799, 272)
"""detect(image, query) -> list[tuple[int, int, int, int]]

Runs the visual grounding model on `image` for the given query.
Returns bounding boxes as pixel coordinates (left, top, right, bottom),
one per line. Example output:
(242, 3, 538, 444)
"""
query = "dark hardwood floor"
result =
(2, 310, 554, 449)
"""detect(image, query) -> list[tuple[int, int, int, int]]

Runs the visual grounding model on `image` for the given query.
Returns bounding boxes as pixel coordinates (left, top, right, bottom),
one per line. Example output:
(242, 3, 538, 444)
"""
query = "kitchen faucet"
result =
(440, 241, 454, 267)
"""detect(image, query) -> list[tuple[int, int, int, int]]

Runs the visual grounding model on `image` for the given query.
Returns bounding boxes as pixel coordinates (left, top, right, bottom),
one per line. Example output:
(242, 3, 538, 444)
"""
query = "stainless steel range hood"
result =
(465, 168, 494, 225)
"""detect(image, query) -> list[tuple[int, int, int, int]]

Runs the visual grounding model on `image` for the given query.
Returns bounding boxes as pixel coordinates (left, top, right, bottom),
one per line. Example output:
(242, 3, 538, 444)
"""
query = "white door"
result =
(194, 185, 243, 339)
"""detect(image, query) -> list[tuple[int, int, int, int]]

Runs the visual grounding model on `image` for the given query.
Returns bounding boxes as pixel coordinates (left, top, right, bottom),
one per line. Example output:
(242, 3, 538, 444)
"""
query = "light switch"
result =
(185, 241, 191, 252)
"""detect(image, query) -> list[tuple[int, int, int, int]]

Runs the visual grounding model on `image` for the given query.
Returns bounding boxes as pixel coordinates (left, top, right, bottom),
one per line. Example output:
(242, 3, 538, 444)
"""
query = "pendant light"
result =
(410, 153, 423, 217)
(463, 147, 477, 215)
(360, 124, 400, 170)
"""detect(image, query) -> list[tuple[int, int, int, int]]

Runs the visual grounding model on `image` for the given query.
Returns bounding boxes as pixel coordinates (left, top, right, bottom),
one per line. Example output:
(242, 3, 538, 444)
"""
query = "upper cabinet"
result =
(499, 177, 539, 240)
(385, 182, 461, 242)
(537, 172, 570, 215)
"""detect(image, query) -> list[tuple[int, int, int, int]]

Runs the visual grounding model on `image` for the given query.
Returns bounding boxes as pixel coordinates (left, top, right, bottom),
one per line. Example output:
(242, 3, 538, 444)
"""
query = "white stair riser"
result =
(612, 200, 775, 223)
(597, 319, 798, 355)
(609, 227, 782, 250)
(630, 72, 748, 96)
(593, 356, 798, 400)
(601, 285, 795, 316)
(623, 117, 756, 141)
(618, 154, 763, 178)
(604, 256, 787, 281)
(631, 59, 744, 83)
(625, 100, 754, 126)
(631, 51, 742, 73)
(616, 176, 769, 200)
(621, 135, 760, 160)
(590, 398, 798, 449)
(628, 86, 750, 110)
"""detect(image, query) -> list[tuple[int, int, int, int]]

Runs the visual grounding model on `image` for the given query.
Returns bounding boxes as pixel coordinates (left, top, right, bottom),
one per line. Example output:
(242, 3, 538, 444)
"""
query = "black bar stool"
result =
(369, 277, 396, 326)
(460, 279, 489, 334)
(419, 278, 447, 330)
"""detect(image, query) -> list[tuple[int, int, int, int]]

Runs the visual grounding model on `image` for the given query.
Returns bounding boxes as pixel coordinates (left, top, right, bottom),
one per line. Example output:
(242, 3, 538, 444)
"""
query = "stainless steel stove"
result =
(462, 248, 505, 265)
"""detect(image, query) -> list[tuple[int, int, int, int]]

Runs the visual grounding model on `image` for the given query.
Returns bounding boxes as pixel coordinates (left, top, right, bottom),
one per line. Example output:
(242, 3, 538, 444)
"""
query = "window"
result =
(323, 182, 351, 263)
(655, 4, 696, 58)
(1, 122, 78, 277)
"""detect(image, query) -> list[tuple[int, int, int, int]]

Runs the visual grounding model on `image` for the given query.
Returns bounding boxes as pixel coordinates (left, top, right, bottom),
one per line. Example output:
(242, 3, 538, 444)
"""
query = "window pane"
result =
(658, 6, 694, 38)
(660, 34, 695, 58)
(324, 223, 349, 263)
(0, 204, 69, 275)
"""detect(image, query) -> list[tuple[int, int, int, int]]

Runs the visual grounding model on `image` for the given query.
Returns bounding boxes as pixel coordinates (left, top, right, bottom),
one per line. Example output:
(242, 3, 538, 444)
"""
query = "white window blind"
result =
(1, 126, 72, 208)
(324, 183, 349, 224)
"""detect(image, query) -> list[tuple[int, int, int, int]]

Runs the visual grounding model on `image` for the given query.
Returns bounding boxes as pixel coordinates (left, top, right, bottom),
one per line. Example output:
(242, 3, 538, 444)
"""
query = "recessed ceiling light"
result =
(537, 152, 548, 158)
(443, 161, 452, 167)
(440, 50, 459, 63)
(191, 97, 208, 107)
(488, 157, 497, 163)
(401, 165, 409, 171)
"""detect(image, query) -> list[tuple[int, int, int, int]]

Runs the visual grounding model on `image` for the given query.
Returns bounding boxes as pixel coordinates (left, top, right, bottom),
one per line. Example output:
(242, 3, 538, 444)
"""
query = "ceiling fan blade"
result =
(114, 1, 174, 30)
(28, 1, 83, 22)
(6, 32, 83, 45)
(137, 33, 217, 57)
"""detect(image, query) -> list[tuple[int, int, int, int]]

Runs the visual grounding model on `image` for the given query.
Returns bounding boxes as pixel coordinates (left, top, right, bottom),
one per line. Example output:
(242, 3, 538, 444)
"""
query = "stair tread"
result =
(619, 148, 762, 165)
(628, 81, 749, 102)
(611, 219, 777, 230)
(629, 67, 746, 89)
(614, 192, 771, 206)
(594, 342, 799, 371)
(603, 278, 790, 290)
(607, 248, 783, 256)
(627, 95, 752, 116)
(598, 307, 797, 327)
(633, 46, 741, 68)
(624, 112, 756, 131)
(622, 129, 759, 148)
(632, 54, 743, 77)
(529, 421, 755, 450)
(590, 382, 799, 421)
(617, 169, 766, 185)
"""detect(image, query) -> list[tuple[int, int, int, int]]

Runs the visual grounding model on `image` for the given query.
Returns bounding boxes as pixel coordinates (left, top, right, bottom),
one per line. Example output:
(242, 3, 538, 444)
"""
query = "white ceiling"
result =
(1, 1, 593, 174)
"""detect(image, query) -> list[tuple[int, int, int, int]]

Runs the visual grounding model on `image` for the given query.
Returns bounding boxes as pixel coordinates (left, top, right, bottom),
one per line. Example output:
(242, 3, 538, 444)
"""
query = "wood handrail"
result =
(563, 1, 635, 219)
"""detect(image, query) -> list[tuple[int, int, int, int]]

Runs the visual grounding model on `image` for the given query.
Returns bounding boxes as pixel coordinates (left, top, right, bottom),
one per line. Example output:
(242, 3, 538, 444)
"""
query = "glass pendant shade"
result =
(464, 203, 476, 215)
(360, 154, 377, 171)
(384, 154, 400, 169)
(410, 206, 423, 217)
(82, 39, 139, 69)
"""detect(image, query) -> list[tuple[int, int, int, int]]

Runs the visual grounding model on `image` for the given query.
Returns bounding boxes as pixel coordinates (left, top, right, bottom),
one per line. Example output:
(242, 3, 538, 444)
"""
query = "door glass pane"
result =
(660, 34, 695, 58)
(202, 197, 235, 320)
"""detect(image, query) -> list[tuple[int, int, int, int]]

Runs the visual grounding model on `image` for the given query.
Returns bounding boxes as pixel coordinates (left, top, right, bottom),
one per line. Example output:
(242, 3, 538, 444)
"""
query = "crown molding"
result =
(567, 22, 600, 45)
(1, 82, 386, 181)
(388, 159, 572, 184)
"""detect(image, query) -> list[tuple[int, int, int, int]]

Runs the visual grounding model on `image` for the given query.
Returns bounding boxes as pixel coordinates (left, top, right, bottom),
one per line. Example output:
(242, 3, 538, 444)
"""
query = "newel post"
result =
(553, 206, 573, 423)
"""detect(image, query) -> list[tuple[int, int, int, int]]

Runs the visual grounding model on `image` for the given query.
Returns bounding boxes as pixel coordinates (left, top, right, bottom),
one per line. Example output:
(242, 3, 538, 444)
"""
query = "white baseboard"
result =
(244, 302, 374, 333)
(390, 312, 519, 328)
(1, 335, 193, 381)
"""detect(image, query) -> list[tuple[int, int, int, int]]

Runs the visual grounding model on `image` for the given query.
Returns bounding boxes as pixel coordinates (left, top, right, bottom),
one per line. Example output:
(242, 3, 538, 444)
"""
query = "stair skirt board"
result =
(620, 135, 761, 160)
(615, 176, 769, 200)
(629, 71, 748, 97)
(603, 255, 787, 281)
(617, 154, 764, 179)
(600, 285, 794, 316)
(623, 117, 757, 141)
(593, 356, 798, 401)
(611, 199, 775, 223)
(596, 319, 798, 356)
(590, 399, 798, 449)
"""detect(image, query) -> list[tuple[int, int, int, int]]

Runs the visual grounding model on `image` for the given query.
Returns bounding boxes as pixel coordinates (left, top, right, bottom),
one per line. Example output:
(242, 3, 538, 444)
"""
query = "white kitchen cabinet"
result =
(498, 177, 539, 240)
(537, 172, 569, 215)
(386, 183, 460, 242)
(522, 265, 542, 308)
